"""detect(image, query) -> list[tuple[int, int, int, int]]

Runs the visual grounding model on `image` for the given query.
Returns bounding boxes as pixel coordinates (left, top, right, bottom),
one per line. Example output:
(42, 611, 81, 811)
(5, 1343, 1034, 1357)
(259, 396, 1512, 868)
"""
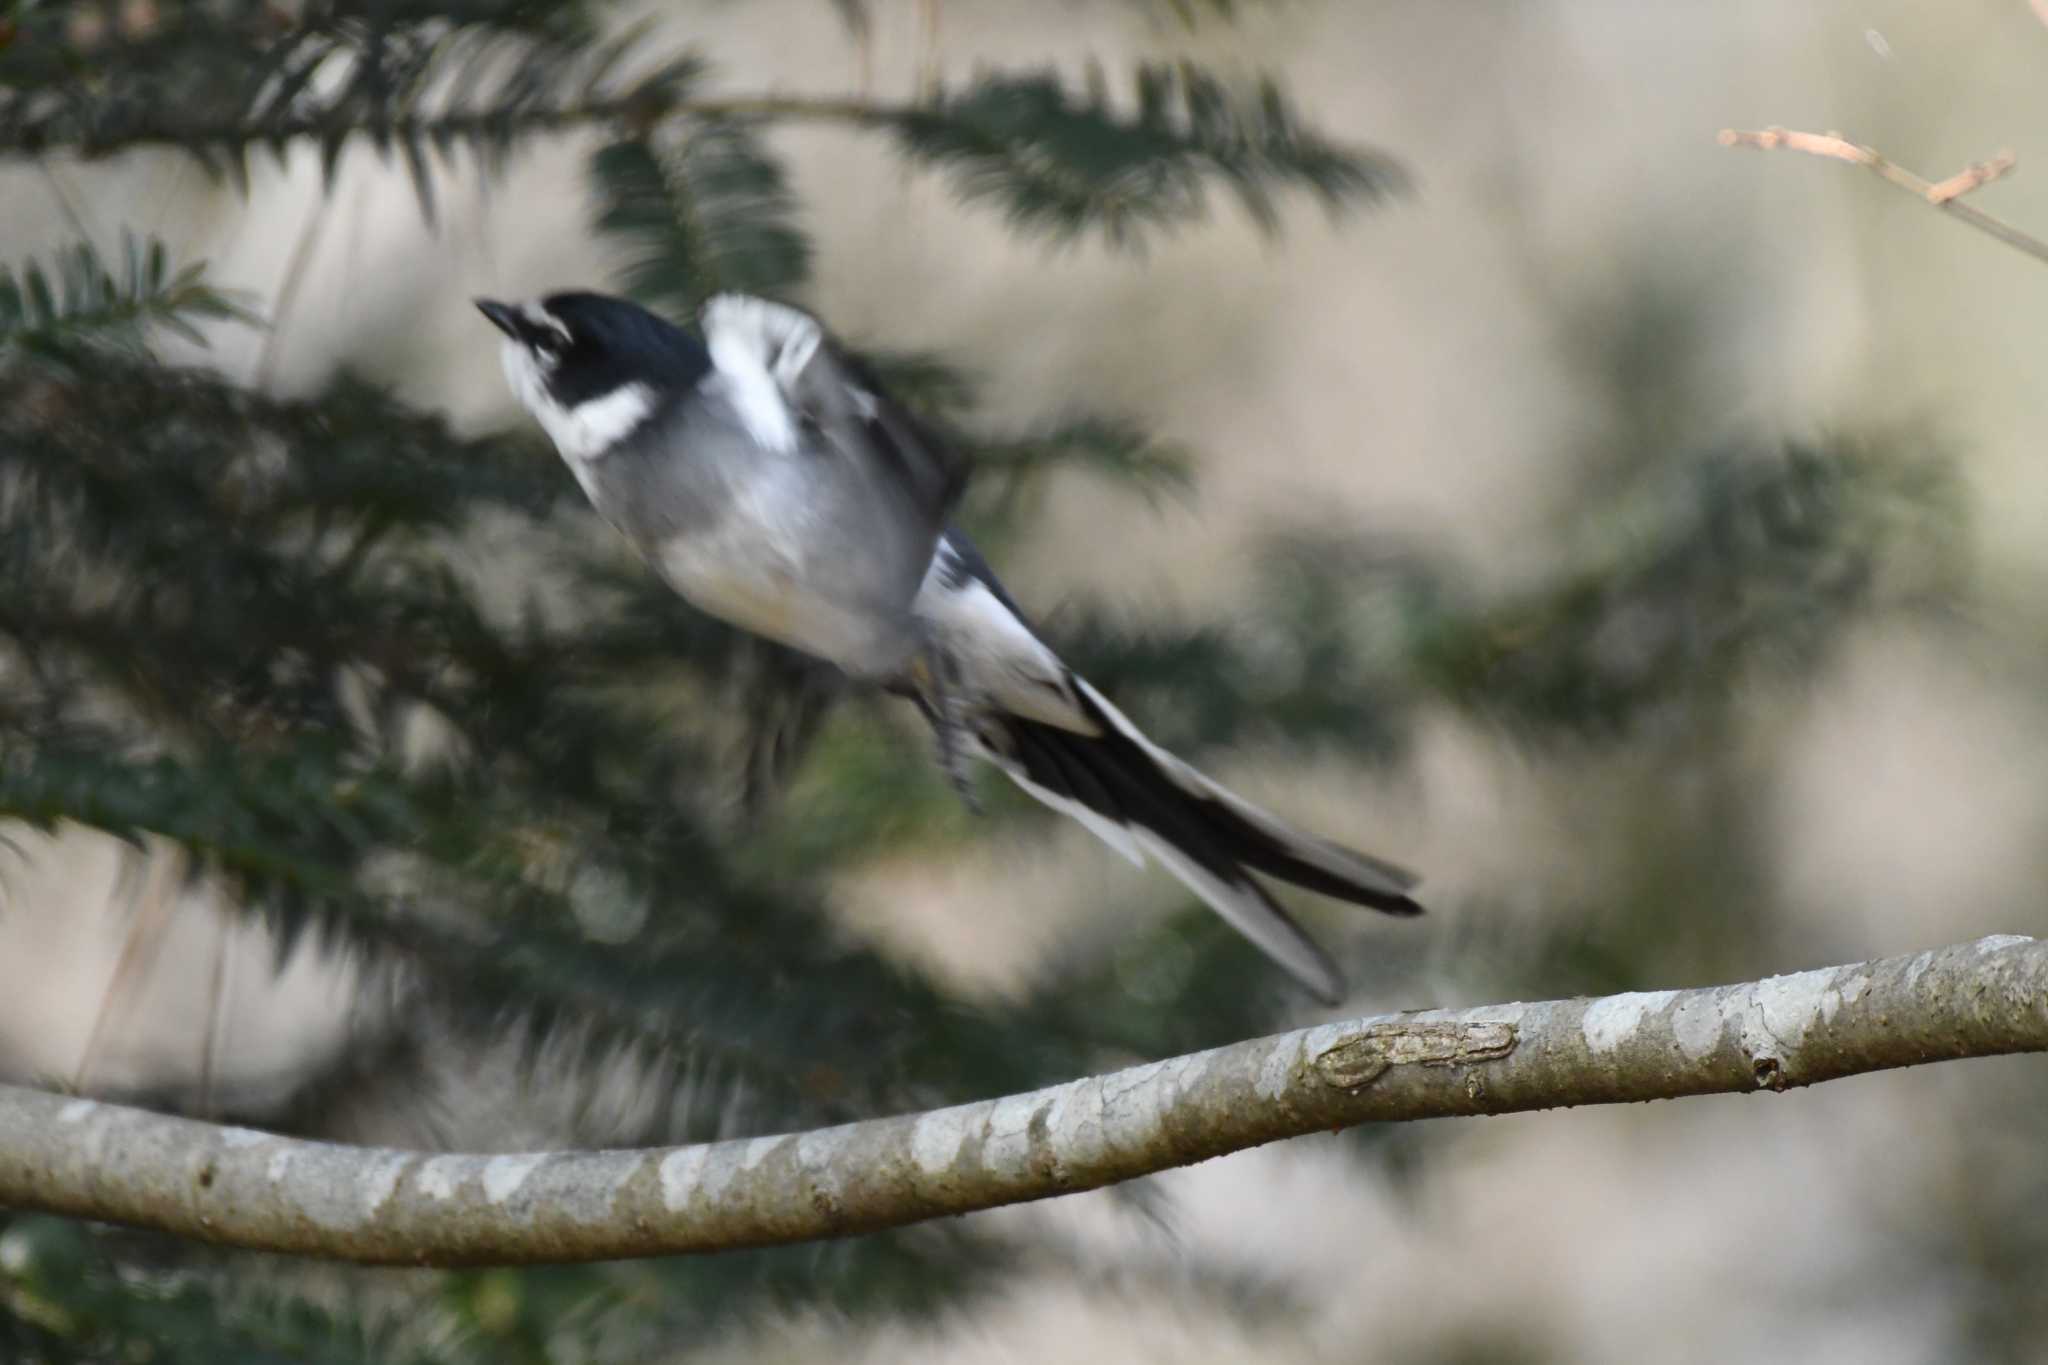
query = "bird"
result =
(478, 289, 1422, 1002)
(478, 290, 984, 798)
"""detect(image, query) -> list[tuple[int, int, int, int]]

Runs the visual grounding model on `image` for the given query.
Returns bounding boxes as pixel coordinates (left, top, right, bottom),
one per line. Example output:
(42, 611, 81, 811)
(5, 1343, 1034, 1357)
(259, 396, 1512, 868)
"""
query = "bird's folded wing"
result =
(812, 345, 971, 526)
(701, 293, 969, 526)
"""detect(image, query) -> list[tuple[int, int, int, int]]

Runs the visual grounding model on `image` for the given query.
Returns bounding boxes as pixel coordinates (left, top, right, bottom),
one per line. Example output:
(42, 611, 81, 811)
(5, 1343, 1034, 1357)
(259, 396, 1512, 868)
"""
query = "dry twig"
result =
(1720, 126, 2048, 267)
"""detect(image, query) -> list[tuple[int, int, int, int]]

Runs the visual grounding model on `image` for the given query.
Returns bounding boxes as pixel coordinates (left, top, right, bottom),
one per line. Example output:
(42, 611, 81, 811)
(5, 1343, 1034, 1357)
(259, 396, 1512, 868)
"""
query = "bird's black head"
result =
(477, 292, 712, 453)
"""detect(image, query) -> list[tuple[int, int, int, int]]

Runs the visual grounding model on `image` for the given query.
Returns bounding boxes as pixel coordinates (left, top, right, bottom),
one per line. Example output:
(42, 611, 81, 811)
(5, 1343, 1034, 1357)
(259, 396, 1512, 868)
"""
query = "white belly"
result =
(657, 528, 867, 666)
(653, 466, 902, 673)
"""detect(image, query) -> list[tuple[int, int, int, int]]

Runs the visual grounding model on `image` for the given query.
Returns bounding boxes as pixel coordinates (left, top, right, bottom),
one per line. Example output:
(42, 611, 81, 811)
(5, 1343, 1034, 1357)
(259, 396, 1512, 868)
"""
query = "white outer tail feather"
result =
(1128, 828, 1345, 1004)
(992, 759, 1147, 869)
(979, 672, 1418, 1003)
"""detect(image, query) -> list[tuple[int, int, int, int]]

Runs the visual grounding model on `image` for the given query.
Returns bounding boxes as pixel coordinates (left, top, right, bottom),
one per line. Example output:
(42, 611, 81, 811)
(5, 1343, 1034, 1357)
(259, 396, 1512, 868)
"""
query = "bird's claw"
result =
(923, 644, 981, 814)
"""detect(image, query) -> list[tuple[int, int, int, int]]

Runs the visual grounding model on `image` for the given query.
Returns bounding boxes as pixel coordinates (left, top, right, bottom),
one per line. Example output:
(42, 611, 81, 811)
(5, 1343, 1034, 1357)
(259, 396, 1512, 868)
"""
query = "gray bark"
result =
(1, 935, 2042, 1266)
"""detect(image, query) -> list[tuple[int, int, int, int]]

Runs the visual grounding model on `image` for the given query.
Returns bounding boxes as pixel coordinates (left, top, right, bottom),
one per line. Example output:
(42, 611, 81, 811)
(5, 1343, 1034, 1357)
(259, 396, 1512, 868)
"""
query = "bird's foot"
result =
(935, 721, 982, 815)
(922, 645, 982, 815)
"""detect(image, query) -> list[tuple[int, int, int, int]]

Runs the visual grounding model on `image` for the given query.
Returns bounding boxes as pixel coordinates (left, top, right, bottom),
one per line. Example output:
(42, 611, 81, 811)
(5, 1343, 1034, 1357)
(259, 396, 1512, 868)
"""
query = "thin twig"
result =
(195, 909, 234, 1120)
(36, 158, 97, 248)
(72, 842, 183, 1093)
(918, 0, 943, 100)
(1720, 126, 2048, 268)
(1926, 152, 2016, 204)
(249, 175, 334, 391)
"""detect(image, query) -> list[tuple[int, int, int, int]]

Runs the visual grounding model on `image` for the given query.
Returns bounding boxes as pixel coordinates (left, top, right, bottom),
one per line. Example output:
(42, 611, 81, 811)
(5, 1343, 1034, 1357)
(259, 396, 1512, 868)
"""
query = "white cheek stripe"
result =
(500, 338, 656, 480)
(555, 384, 658, 459)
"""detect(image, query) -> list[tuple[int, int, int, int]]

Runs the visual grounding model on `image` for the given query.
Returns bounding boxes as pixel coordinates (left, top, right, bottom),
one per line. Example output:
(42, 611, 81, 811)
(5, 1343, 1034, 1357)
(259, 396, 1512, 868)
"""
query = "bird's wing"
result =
(700, 294, 969, 526)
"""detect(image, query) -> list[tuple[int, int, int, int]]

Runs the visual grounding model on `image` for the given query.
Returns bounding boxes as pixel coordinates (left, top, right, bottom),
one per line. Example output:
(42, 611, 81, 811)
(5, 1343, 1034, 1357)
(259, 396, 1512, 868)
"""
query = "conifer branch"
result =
(0, 236, 253, 353)
(6, 43, 1400, 243)
(2, 936, 2041, 1267)
(591, 123, 812, 316)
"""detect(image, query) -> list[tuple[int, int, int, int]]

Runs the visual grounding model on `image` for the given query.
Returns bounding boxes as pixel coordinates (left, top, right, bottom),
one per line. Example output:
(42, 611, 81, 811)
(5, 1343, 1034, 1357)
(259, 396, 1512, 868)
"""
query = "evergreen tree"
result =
(0, 2, 1959, 1359)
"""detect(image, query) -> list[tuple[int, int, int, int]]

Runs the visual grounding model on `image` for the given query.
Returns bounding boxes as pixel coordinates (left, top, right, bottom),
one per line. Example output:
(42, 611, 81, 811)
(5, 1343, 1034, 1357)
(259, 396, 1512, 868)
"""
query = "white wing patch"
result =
(914, 542, 1090, 732)
(700, 294, 822, 455)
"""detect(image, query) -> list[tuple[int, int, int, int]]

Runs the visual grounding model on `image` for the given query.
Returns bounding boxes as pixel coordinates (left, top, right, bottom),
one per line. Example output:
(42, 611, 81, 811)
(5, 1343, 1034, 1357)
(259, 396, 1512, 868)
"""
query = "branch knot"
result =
(1312, 1020, 1518, 1090)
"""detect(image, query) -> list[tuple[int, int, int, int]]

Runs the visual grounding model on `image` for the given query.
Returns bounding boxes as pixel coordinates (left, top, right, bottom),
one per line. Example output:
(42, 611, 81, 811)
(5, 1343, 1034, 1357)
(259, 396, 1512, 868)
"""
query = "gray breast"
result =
(584, 394, 936, 679)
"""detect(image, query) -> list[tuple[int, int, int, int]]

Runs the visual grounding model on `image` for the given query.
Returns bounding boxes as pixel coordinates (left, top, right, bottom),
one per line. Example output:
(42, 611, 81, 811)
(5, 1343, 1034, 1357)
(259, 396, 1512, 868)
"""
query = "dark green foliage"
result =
(0, 0, 699, 216)
(971, 414, 1195, 512)
(1408, 445, 1957, 739)
(434, 1222, 1011, 1362)
(0, 1215, 454, 1365)
(887, 62, 1409, 245)
(592, 125, 811, 313)
(0, 11, 1433, 1348)
(0, 0, 1976, 1360)
(0, 344, 1092, 1136)
(0, 234, 253, 354)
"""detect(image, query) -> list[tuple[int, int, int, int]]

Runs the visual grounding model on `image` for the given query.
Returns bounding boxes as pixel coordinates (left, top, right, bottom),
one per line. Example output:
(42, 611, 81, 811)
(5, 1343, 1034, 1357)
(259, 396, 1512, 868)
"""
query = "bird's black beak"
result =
(474, 298, 521, 339)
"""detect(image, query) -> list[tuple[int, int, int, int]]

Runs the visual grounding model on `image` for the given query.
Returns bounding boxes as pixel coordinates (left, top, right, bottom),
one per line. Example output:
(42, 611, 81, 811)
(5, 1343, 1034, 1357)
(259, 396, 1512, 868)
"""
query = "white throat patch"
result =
(700, 293, 821, 455)
(499, 339, 656, 468)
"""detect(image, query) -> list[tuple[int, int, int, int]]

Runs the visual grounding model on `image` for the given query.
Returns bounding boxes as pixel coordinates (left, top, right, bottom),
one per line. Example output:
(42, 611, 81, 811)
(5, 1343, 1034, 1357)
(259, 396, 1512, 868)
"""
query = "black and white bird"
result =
(478, 290, 1422, 1001)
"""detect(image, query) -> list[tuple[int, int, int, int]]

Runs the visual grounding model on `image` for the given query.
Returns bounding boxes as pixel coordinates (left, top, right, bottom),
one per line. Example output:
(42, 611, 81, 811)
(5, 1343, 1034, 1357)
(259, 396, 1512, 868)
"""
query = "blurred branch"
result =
(637, 63, 1406, 248)
(3, 935, 2042, 1267)
(1720, 126, 2048, 267)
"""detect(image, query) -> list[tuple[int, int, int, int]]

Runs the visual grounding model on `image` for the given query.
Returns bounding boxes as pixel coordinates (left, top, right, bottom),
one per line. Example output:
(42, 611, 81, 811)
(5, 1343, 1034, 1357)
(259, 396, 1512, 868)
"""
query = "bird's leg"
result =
(918, 640, 981, 815)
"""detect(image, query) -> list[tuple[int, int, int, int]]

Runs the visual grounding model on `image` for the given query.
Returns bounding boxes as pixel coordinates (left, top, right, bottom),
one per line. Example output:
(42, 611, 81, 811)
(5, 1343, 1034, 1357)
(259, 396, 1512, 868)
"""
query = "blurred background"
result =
(2, 1, 2047, 1361)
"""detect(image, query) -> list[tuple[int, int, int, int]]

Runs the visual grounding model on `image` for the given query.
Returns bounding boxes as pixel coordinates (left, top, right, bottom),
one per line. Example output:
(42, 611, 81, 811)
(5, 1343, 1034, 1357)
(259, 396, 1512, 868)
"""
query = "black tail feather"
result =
(976, 683, 1422, 1003)
(997, 703, 1421, 918)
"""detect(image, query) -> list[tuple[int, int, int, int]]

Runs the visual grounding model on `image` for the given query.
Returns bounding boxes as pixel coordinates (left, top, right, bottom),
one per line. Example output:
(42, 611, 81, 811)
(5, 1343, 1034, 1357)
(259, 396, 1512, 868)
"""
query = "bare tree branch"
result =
(1, 936, 2042, 1267)
(1720, 126, 2048, 267)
